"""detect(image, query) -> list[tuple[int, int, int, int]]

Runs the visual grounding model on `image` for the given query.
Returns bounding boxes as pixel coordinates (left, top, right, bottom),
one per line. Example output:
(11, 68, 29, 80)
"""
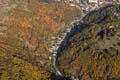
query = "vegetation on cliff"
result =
(58, 4, 120, 80)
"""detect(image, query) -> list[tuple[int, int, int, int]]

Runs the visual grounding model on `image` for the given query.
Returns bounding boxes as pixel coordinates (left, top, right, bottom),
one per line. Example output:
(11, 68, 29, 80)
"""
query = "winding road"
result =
(51, 3, 120, 79)
(51, 5, 94, 78)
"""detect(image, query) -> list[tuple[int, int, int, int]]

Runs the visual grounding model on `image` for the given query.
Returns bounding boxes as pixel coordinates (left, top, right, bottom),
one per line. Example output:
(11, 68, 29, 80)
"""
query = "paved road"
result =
(51, 3, 119, 79)
(51, 5, 92, 78)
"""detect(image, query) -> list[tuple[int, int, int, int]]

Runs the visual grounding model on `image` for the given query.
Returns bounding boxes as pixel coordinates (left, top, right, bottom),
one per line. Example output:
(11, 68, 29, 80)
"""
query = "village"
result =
(48, 26, 72, 59)
(47, 1, 120, 78)
(55, 0, 120, 12)
(48, 0, 120, 60)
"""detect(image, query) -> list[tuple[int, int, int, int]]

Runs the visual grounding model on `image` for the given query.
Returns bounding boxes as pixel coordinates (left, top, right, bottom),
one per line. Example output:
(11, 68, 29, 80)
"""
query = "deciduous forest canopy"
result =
(58, 4, 120, 80)
(0, 0, 120, 80)
(0, 0, 81, 80)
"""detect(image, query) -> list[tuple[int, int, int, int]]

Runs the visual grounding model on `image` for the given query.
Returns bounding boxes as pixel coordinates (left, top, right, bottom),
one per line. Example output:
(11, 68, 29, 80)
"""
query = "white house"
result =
(89, 0, 98, 3)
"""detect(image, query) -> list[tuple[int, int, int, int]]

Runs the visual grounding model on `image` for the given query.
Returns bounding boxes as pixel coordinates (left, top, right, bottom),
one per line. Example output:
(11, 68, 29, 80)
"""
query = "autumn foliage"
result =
(0, 0, 81, 79)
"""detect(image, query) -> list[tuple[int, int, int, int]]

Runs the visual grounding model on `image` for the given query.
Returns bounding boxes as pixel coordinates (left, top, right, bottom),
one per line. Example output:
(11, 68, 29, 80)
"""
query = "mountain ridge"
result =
(57, 4, 120, 80)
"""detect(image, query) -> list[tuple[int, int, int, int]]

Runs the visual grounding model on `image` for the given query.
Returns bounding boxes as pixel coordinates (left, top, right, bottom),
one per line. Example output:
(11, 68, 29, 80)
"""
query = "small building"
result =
(89, 0, 98, 3)
(48, 56, 52, 60)
(69, 0, 73, 2)
(49, 49, 54, 52)
(53, 54, 56, 57)
(51, 37, 56, 40)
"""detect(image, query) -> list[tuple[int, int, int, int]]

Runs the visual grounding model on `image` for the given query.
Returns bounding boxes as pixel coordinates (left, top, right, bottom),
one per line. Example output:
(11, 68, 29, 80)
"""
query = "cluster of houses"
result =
(56, 0, 120, 4)
(55, 0, 120, 13)
(48, 0, 120, 60)
(48, 27, 72, 59)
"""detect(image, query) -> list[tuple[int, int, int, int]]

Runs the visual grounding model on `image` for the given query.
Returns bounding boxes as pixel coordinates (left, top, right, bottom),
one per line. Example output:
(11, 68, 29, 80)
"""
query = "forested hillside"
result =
(0, 0, 81, 79)
(58, 4, 120, 80)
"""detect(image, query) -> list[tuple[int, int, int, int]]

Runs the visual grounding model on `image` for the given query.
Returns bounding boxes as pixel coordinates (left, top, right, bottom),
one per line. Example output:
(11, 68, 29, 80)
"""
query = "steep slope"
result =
(58, 4, 120, 80)
(0, 0, 81, 80)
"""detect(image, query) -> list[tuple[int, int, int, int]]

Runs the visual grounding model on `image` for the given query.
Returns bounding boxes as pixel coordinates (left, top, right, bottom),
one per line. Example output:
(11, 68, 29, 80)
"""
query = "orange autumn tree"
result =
(0, 0, 81, 79)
